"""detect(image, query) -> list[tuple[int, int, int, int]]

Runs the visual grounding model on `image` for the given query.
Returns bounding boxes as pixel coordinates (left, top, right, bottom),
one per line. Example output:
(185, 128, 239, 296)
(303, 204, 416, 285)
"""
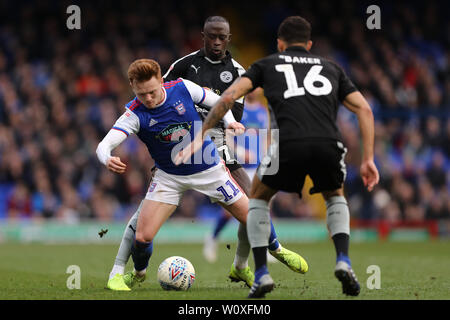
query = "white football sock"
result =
(109, 264, 125, 280)
(326, 196, 350, 236)
(247, 199, 271, 248)
(234, 223, 250, 269)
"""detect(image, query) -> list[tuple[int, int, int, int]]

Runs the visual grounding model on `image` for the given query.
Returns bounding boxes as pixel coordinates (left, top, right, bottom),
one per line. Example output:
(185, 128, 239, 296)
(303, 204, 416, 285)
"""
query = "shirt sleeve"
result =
(182, 78, 209, 104)
(336, 64, 358, 102)
(112, 109, 140, 136)
(163, 52, 197, 81)
(232, 59, 246, 104)
(96, 129, 128, 165)
(241, 58, 265, 90)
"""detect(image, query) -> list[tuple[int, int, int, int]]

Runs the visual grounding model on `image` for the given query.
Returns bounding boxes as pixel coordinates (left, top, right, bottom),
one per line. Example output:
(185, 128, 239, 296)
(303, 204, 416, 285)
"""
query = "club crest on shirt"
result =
(174, 102, 186, 115)
(220, 71, 233, 83)
(155, 122, 191, 143)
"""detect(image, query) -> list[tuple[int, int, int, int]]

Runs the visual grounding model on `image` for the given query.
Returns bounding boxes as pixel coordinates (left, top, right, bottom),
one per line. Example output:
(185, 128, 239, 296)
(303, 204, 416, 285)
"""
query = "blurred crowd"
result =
(0, 0, 448, 223)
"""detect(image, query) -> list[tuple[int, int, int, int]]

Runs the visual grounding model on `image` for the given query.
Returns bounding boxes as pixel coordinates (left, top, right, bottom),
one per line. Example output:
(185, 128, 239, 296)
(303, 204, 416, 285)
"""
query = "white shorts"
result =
(145, 161, 244, 206)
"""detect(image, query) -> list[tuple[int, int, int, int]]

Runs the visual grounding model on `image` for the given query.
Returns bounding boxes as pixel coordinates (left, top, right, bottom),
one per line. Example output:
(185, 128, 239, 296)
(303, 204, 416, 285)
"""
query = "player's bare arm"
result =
(202, 77, 253, 137)
(342, 91, 379, 191)
(174, 77, 252, 165)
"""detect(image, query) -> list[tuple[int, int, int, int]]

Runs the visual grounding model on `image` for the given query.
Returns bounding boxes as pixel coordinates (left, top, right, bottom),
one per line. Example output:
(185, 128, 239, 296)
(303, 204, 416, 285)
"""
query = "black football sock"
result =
(130, 239, 153, 272)
(332, 233, 349, 257)
(252, 246, 268, 272)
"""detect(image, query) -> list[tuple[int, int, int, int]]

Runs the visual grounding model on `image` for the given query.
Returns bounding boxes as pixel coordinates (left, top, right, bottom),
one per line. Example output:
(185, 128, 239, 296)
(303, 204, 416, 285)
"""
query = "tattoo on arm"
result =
(201, 77, 252, 135)
(202, 90, 236, 134)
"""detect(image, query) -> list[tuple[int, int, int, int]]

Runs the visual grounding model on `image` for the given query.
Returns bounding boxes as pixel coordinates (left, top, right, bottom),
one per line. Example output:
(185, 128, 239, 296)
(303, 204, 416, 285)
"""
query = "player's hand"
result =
(174, 132, 204, 165)
(360, 160, 379, 192)
(226, 122, 245, 136)
(106, 156, 127, 174)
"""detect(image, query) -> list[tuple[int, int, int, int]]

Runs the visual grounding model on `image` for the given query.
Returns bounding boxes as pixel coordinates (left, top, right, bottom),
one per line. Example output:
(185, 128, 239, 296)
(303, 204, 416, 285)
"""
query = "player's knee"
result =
(135, 231, 153, 243)
(322, 188, 344, 200)
(225, 196, 248, 224)
(249, 177, 276, 201)
(231, 168, 251, 196)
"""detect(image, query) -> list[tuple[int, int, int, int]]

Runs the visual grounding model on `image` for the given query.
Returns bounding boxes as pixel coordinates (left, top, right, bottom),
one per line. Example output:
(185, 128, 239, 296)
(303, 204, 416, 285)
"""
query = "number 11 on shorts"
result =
(217, 180, 240, 202)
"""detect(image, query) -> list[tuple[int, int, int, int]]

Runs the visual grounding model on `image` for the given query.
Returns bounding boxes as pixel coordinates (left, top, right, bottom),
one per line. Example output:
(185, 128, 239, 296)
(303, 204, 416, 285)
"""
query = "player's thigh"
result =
(219, 193, 249, 224)
(191, 162, 244, 209)
(145, 168, 184, 206)
(137, 169, 183, 242)
(257, 147, 307, 198)
(308, 140, 347, 195)
(136, 199, 177, 242)
(229, 166, 251, 196)
(250, 174, 278, 202)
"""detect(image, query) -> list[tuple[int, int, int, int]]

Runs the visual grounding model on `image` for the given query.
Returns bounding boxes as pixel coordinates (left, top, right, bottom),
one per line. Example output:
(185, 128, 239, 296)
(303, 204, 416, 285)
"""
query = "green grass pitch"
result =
(1, 241, 449, 300)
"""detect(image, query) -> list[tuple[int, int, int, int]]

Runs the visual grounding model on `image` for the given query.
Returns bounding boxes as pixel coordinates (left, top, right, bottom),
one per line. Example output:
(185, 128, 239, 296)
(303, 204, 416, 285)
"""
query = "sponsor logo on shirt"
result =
(190, 65, 200, 74)
(155, 122, 191, 143)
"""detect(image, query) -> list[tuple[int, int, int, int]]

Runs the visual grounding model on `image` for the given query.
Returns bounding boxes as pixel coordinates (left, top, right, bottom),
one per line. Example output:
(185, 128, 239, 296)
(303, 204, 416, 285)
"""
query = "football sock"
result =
(114, 202, 142, 267)
(268, 220, 280, 252)
(234, 223, 250, 269)
(109, 264, 125, 280)
(213, 212, 230, 239)
(247, 199, 271, 248)
(326, 196, 351, 266)
(130, 239, 153, 272)
(336, 251, 352, 266)
(326, 196, 350, 237)
(332, 233, 349, 258)
(253, 247, 268, 276)
(247, 199, 271, 274)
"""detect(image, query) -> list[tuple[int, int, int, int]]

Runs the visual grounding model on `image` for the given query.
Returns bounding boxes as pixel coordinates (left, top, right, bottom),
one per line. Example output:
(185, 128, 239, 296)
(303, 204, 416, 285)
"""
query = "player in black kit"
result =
(177, 16, 380, 298)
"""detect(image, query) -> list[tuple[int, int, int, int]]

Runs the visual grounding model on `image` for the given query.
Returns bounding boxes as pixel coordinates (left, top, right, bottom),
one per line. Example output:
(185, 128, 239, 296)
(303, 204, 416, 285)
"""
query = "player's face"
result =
(131, 77, 163, 108)
(202, 22, 231, 61)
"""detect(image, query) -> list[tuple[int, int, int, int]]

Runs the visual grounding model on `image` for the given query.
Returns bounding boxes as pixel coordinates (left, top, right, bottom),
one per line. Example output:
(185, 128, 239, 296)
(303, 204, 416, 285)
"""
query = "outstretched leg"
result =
(106, 202, 142, 291)
(219, 193, 255, 288)
(132, 199, 177, 270)
(203, 167, 251, 263)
